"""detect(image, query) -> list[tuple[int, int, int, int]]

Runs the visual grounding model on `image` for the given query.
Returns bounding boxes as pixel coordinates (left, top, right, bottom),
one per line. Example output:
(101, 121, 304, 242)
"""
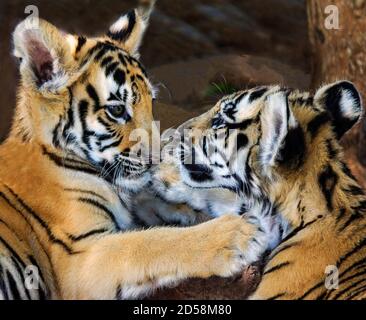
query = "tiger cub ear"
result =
(107, 0, 156, 56)
(13, 19, 74, 92)
(314, 81, 363, 139)
(259, 91, 305, 175)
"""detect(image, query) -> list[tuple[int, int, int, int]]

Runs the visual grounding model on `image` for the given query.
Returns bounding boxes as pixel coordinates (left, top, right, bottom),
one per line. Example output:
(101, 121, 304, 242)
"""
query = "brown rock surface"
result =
(151, 54, 310, 110)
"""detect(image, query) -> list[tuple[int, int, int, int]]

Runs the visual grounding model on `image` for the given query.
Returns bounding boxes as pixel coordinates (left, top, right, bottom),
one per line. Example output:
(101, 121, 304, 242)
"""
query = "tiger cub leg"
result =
(58, 214, 266, 299)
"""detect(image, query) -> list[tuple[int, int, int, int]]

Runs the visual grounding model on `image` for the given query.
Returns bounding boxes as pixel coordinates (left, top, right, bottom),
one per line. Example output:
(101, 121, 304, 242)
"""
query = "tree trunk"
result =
(307, 0, 366, 185)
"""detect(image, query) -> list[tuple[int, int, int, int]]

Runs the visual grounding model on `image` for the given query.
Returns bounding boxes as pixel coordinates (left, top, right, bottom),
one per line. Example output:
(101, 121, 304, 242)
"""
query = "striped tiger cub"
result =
(151, 83, 366, 299)
(0, 1, 262, 299)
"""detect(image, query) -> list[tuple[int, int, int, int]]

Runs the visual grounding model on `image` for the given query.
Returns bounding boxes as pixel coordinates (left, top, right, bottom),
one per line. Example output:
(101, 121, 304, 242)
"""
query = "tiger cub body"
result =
(152, 82, 366, 300)
(0, 1, 261, 299)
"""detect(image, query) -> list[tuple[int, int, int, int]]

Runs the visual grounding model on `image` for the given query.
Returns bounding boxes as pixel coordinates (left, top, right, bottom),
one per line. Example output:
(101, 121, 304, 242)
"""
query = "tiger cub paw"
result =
(195, 214, 267, 278)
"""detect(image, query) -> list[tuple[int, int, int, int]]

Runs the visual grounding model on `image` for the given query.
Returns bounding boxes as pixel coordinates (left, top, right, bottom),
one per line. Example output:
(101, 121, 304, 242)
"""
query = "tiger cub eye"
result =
(107, 105, 125, 118)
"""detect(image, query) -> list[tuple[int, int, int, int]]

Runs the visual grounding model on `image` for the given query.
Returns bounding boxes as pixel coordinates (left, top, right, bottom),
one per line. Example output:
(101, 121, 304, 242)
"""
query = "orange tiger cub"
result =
(0, 1, 259, 299)
(151, 83, 366, 300)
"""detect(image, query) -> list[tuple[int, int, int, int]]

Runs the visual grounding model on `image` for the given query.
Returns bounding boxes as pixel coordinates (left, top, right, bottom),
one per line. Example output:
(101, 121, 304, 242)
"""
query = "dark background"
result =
(0, 0, 310, 140)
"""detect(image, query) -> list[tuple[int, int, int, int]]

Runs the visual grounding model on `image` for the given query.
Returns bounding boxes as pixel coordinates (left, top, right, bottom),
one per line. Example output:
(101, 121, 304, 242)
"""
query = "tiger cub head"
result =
(12, 1, 157, 191)
(154, 81, 363, 219)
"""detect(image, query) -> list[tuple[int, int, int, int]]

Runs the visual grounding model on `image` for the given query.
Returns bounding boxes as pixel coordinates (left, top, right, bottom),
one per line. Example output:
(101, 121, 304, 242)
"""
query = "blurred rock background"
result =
(0, 0, 310, 140)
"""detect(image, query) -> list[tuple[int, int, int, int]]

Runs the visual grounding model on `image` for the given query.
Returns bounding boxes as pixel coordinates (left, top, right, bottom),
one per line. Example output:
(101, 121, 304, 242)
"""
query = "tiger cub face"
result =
(12, 2, 156, 191)
(155, 81, 362, 212)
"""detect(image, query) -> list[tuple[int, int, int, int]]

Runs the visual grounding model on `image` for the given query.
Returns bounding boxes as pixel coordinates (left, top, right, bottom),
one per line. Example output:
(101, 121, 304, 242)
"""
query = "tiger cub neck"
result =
(271, 161, 366, 231)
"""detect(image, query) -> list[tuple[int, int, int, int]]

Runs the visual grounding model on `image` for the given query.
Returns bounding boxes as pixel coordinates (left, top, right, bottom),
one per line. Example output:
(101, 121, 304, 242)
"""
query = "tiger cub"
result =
(151, 82, 366, 299)
(0, 1, 260, 299)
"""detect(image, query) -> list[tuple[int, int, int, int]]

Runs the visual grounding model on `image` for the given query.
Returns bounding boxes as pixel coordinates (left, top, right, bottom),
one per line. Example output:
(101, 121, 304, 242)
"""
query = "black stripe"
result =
(0, 193, 55, 296)
(233, 92, 247, 105)
(62, 87, 75, 142)
(97, 116, 112, 130)
(4, 187, 76, 255)
(0, 238, 29, 299)
(78, 197, 120, 229)
(0, 218, 20, 240)
(0, 264, 9, 300)
(318, 165, 338, 211)
(75, 36, 87, 54)
(99, 136, 123, 152)
(51, 116, 63, 148)
(281, 216, 321, 243)
(297, 280, 324, 300)
(93, 42, 117, 62)
(78, 100, 94, 148)
(338, 212, 363, 232)
(335, 208, 346, 223)
(0, 237, 26, 270)
(106, 62, 119, 77)
(325, 139, 338, 159)
(42, 146, 99, 175)
(345, 284, 366, 300)
(269, 242, 300, 261)
(64, 188, 108, 202)
(114, 69, 126, 86)
(68, 228, 109, 242)
(307, 112, 330, 138)
(226, 119, 253, 130)
(11, 256, 31, 300)
(6, 270, 21, 300)
(339, 257, 366, 280)
(135, 74, 144, 82)
(337, 237, 366, 270)
(266, 292, 286, 300)
(263, 261, 291, 276)
(118, 53, 127, 67)
(108, 10, 136, 42)
(331, 268, 366, 299)
(0, 195, 54, 293)
(331, 278, 366, 300)
(86, 84, 101, 112)
(122, 89, 128, 103)
(249, 88, 267, 102)
(344, 185, 365, 196)
(116, 284, 123, 300)
(96, 133, 114, 141)
(340, 161, 358, 181)
(101, 57, 114, 68)
(130, 57, 148, 77)
(236, 133, 249, 150)
(27, 255, 47, 300)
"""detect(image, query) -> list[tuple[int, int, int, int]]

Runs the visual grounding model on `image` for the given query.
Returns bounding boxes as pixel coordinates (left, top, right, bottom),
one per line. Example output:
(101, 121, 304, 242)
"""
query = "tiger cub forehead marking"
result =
(212, 86, 281, 129)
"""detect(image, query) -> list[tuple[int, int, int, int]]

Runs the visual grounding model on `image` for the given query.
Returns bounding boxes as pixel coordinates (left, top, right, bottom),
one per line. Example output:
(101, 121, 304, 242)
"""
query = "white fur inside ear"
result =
(108, 8, 150, 56)
(109, 14, 130, 34)
(260, 91, 291, 172)
(340, 89, 360, 120)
